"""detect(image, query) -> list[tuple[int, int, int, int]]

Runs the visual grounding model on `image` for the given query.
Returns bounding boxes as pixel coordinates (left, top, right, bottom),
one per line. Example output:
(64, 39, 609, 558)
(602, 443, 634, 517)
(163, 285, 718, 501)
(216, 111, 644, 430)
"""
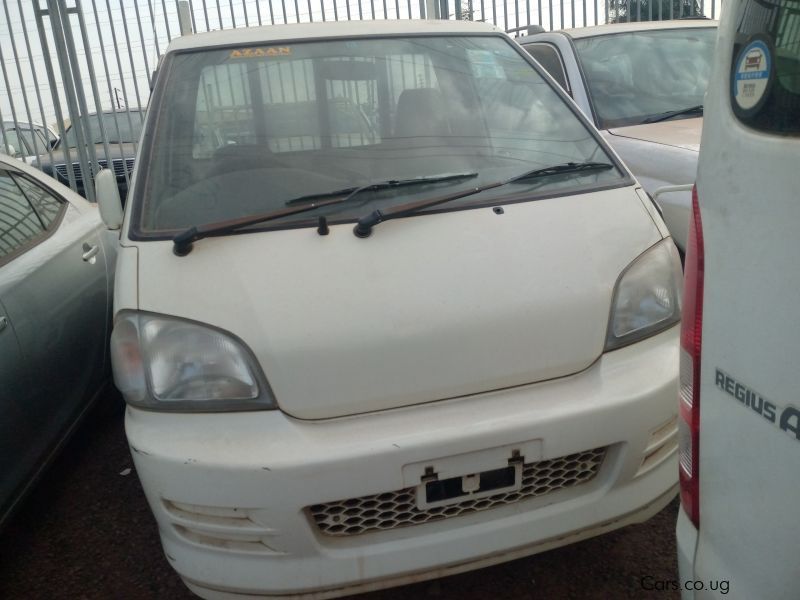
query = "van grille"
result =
(309, 447, 606, 537)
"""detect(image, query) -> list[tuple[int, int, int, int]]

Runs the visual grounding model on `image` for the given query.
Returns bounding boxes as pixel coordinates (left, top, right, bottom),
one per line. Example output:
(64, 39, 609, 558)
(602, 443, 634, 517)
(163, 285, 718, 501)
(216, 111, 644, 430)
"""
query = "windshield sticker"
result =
(731, 38, 774, 116)
(230, 47, 291, 59)
(467, 49, 505, 79)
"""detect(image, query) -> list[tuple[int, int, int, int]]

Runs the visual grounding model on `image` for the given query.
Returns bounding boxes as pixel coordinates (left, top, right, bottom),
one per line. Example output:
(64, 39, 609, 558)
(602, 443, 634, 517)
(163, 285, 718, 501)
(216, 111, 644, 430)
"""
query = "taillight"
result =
(678, 185, 704, 528)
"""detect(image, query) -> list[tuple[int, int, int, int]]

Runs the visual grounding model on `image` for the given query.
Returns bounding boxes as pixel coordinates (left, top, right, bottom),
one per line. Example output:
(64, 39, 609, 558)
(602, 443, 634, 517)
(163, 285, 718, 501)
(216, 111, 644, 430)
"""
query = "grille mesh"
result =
(309, 447, 606, 537)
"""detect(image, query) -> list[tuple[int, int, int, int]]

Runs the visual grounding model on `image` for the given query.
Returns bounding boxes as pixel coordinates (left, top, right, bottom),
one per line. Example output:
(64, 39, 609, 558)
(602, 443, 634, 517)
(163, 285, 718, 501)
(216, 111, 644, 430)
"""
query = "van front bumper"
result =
(126, 327, 679, 599)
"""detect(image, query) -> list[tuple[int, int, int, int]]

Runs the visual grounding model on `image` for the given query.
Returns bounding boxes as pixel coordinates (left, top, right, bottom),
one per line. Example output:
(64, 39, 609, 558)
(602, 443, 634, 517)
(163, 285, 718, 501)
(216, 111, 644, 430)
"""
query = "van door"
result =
(688, 2, 800, 598)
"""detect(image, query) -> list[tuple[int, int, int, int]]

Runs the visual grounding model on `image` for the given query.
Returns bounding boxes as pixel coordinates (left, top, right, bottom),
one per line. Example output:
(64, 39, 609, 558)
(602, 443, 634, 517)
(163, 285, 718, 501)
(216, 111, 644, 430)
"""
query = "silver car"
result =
(518, 20, 718, 253)
(0, 154, 116, 527)
(1, 121, 59, 163)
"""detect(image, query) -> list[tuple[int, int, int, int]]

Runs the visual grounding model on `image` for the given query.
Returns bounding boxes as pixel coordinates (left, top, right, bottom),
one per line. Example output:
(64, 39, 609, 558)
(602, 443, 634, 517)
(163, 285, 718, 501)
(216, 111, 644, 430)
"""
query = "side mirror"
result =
(95, 169, 123, 230)
(5, 144, 17, 158)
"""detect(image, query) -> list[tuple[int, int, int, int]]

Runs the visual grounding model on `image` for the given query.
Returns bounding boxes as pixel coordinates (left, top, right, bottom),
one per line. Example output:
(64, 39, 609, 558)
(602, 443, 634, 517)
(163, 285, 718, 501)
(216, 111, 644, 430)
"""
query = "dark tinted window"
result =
(523, 43, 570, 92)
(732, 0, 800, 134)
(13, 175, 64, 229)
(0, 172, 44, 258)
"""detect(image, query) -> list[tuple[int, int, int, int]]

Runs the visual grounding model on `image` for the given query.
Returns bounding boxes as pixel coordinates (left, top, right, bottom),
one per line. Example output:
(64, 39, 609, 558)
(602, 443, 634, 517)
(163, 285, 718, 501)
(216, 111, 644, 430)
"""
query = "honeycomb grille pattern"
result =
(309, 447, 606, 537)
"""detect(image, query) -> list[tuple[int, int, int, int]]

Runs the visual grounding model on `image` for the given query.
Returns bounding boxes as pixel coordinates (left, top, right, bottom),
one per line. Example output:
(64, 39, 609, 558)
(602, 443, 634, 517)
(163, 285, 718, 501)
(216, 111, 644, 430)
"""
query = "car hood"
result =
(607, 117, 702, 152)
(133, 187, 661, 420)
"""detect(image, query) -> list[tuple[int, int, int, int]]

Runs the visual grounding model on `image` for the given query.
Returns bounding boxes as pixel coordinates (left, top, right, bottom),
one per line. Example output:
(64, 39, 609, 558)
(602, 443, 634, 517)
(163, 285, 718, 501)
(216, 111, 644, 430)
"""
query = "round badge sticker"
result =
(732, 38, 774, 116)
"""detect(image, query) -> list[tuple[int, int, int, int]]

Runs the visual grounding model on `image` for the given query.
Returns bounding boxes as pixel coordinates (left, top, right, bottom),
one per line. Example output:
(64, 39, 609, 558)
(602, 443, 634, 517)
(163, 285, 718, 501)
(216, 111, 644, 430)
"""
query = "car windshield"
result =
(574, 27, 717, 129)
(136, 35, 623, 234)
(61, 111, 144, 147)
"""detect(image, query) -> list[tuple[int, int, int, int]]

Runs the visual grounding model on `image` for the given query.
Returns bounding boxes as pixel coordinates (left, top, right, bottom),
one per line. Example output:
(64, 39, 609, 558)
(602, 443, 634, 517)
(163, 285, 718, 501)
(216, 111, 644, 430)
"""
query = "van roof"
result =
(165, 19, 503, 53)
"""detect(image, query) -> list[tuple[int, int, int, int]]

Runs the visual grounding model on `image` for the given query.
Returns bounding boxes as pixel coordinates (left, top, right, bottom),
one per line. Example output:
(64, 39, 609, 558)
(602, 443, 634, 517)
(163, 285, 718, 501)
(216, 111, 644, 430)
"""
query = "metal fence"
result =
(0, 0, 722, 200)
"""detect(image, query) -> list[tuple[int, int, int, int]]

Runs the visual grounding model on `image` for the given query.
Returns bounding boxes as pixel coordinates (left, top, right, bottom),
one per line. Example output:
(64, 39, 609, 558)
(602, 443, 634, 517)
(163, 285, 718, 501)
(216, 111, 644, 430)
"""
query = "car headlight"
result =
(110, 311, 275, 412)
(605, 239, 683, 351)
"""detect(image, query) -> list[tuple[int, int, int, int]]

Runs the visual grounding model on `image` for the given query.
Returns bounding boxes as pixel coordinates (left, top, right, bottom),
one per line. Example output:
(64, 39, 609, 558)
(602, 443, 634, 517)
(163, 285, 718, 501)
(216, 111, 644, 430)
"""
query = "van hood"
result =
(135, 187, 661, 419)
(607, 117, 702, 152)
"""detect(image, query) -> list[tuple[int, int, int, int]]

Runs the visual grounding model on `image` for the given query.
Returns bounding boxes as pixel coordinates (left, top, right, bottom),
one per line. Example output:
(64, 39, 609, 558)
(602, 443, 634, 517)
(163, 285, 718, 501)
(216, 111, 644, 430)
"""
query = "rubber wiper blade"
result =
(172, 197, 344, 256)
(285, 172, 478, 206)
(173, 172, 479, 255)
(641, 104, 703, 124)
(353, 180, 505, 238)
(505, 161, 615, 184)
(352, 162, 614, 238)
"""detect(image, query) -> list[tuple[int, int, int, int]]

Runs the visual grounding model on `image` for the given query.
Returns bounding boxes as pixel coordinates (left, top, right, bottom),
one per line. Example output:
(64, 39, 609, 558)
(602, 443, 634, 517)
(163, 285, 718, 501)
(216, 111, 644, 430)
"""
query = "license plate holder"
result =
(419, 462, 522, 509)
(402, 440, 541, 510)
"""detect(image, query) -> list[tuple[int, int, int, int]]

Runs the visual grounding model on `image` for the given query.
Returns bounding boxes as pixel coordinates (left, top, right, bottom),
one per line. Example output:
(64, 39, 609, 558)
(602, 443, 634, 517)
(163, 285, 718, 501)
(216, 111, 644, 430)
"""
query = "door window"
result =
(1, 130, 29, 158)
(523, 43, 571, 93)
(0, 172, 45, 259)
(13, 174, 65, 229)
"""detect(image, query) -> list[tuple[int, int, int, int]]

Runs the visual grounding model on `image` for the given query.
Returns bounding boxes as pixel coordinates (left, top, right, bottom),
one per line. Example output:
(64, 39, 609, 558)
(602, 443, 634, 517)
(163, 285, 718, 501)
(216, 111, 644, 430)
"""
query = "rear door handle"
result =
(82, 243, 99, 262)
(0, 316, 7, 333)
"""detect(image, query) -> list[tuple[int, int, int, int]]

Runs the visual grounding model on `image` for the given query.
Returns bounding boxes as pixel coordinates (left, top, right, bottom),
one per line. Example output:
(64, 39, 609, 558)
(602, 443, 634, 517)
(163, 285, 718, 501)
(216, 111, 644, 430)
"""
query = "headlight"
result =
(605, 239, 683, 351)
(110, 311, 275, 412)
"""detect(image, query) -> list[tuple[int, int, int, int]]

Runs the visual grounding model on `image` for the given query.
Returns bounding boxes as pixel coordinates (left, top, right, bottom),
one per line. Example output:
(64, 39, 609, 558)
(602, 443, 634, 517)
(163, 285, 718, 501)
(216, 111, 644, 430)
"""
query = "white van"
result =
(676, 1, 799, 598)
(100, 20, 683, 599)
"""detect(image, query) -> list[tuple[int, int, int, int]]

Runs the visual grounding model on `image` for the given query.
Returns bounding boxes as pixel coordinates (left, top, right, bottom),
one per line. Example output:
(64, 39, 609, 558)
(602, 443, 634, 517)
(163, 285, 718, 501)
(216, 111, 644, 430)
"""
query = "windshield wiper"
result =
(172, 198, 345, 256)
(641, 105, 703, 124)
(352, 161, 615, 238)
(172, 172, 477, 256)
(285, 172, 478, 206)
(503, 161, 615, 184)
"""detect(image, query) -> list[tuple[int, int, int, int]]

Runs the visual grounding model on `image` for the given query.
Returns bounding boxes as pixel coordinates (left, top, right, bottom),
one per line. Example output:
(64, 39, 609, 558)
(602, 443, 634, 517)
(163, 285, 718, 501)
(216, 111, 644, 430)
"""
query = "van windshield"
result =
(136, 35, 622, 234)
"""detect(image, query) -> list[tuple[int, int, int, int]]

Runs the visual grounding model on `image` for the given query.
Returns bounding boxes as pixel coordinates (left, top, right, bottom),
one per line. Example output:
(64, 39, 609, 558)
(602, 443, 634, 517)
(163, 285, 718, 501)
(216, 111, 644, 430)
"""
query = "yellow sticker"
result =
(229, 47, 291, 58)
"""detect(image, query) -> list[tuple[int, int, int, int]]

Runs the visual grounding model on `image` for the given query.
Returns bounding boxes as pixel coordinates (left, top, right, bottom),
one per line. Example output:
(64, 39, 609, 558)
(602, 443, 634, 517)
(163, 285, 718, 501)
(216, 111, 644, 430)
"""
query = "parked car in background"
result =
(102, 20, 682, 600)
(35, 109, 144, 201)
(517, 20, 718, 253)
(0, 153, 117, 528)
(676, 1, 799, 598)
(0, 121, 59, 163)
